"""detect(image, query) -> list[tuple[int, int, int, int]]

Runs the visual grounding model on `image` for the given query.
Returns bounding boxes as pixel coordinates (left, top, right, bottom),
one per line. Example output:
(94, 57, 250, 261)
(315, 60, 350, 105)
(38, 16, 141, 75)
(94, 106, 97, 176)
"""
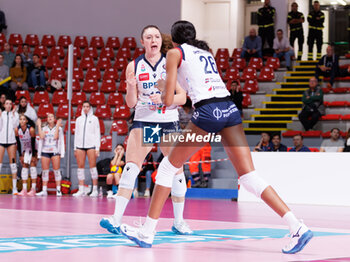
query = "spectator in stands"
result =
(315, 45, 339, 89)
(268, 133, 287, 151)
(0, 93, 6, 111)
(17, 96, 37, 127)
(298, 77, 325, 131)
(10, 55, 28, 92)
(20, 44, 33, 71)
(254, 132, 273, 152)
(178, 98, 193, 130)
(228, 80, 243, 115)
(0, 54, 9, 89)
(106, 144, 125, 199)
(273, 29, 295, 71)
(287, 2, 305, 60)
(189, 143, 212, 188)
(320, 128, 344, 152)
(289, 134, 311, 152)
(241, 28, 262, 61)
(257, 0, 275, 52)
(343, 128, 350, 152)
(1, 43, 15, 68)
(134, 152, 155, 197)
(0, 8, 7, 33)
(30, 54, 46, 90)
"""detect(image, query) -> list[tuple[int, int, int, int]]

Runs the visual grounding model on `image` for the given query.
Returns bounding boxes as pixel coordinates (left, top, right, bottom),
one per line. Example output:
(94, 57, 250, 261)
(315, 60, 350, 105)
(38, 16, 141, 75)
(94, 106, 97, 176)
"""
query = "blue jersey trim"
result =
(143, 53, 165, 72)
(178, 45, 185, 61)
(134, 54, 145, 75)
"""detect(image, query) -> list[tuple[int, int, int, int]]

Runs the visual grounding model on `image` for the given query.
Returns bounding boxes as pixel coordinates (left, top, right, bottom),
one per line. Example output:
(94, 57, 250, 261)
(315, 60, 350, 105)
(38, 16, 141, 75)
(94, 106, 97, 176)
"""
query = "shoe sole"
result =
(171, 226, 193, 235)
(99, 219, 120, 235)
(120, 229, 152, 248)
(282, 230, 313, 254)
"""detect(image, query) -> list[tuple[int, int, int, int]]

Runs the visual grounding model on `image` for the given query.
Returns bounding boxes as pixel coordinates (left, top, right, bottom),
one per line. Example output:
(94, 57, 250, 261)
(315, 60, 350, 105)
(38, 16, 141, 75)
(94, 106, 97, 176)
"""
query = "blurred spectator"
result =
(9, 55, 28, 92)
(0, 54, 9, 88)
(20, 44, 33, 70)
(273, 29, 295, 71)
(343, 128, 350, 152)
(105, 144, 125, 199)
(30, 54, 46, 90)
(287, 2, 305, 60)
(257, 0, 275, 52)
(134, 152, 155, 198)
(254, 132, 273, 152)
(320, 128, 344, 152)
(1, 43, 15, 68)
(0, 8, 7, 33)
(0, 93, 6, 110)
(289, 134, 311, 152)
(228, 80, 243, 114)
(241, 28, 262, 61)
(307, 1, 325, 60)
(178, 98, 193, 130)
(298, 77, 325, 131)
(189, 143, 211, 188)
(315, 45, 339, 88)
(17, 96, 37, 126)
(268, 133, 287, 151)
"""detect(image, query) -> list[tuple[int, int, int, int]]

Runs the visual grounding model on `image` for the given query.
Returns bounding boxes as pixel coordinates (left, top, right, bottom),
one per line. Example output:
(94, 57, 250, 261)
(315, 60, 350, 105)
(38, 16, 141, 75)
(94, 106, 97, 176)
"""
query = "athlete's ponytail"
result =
(171, 20, 210, 51)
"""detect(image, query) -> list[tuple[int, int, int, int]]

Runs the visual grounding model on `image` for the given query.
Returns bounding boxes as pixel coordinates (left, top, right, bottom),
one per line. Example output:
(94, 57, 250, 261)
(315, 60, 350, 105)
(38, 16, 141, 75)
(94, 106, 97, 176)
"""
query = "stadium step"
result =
(287, 71, 315, 77)
(262, 101, 303, 108)
(273, 88, 307, 95)
(251, 114, 297, 121)
(244, 127, 289, 135)
(293, 65, 316, 71)
(278, 82, 310, 88)
(254, 108, 301, 115)
(266, 94, 302, 102)
(284, 76, 323, 82)
(244, 120, 291, 129)
(297, 60, 318, 66)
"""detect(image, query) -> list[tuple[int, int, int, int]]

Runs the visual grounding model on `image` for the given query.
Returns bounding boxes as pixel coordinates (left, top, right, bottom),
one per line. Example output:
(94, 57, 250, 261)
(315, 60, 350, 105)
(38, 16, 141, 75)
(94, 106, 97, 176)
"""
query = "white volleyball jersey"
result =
(134, 54, 178, 122)
(176, 43, 229, 105)
(42, 125, 60, 153)
(18, 125, 32, 152)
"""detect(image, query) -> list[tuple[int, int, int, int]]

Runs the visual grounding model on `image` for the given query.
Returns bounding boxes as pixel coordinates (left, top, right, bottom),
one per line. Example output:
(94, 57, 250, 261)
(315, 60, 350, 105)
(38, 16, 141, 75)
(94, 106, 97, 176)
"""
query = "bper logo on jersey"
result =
(143, 124, 162, 144)
(139, 73, 149, 81)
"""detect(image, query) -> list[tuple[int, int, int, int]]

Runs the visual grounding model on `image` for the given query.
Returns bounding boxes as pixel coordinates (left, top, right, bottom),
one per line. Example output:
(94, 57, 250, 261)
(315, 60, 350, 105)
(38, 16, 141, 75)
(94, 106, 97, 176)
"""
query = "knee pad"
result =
(119, 162, 140, 190)
(42, 170, 49, 182)
(155, 157, 179, 188)
(239, 170, 269, 198)
(30, 167, 37, 179)
(21, 167, 29, 180)
(77, 168, 85, 181)
(0, 163, 2, 172)
(90, 167, 98, 180)
(10, 163, 17, 175)
(54, 170, 62, 181)
(171, 172, 187, 197)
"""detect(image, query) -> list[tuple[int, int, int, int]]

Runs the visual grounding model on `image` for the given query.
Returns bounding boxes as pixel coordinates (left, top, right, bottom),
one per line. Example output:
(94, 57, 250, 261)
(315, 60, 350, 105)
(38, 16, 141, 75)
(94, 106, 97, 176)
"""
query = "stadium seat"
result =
(322, 87, 331, 94)
(50, 45, 65, 58)
(333, 87, 348, 93)
(123, 135, 129, 149)
(50, 67, 67, 81)
(232, 58, 246, 71)
(110, 120, 128, 135)
(119, 68, 126, 81)
(309, 148, 320, 152)
(327, 101, 347, 107)
(258, 67, 275, 81)
(24, 34, 39, 46)
(15, 45, 26, 55)
(64, 120, 76, 134)
(282, 130, 302, 137)
(100, 135, 113, 151)
(82, 79, 99, 93)
(0, 33, 7, 46)
(121, 37, 137, 49)
(33, 45, 48, 58)
(97, 57, 112, 70)
(83, 46, 98, 59)
(346, 53, 350, 59)
(248, 57, 263, 70)
(33, 91, 50, 105)
(72, 46, 82, 58)
(114, 57, 128, 71)
(107, 92, 124, 107)
(57, 35, 72, 48)
(52, 91, 68, 105)
(241, 67, 257, 81)
(321, 114, 342, 120)
(242, 93, 252, 108)
(100, 47, 115, 59)
(95, 104, 112, 119)
(79, 56, 95, 70)
(116, 47, 132, 60)
(118, 80, 127, 93)
(89, 92, 106, 106)
(86, 67, 101, 81)
(63, 55, 78, 68)
(242, 79, 258, 93)
(223, 67, 240, 81)
(64, 78, 82, 92)
(37, 103, 54, 119)
(73, 68, 84, 80)
(56, 104, 73, 119)
(9, 33, 23, 46)
(215, 48, 230, 60)
(99, 119, 105, 135)
(216, 58, 230, 72)
(265, 57, 280, 70)
(15, 90, 31, 104)
(106, 36, 121, 49)
(73, 36, 88, 49)
(113, 105, 131, 120)
(132, 48, 145, 59)
(100, 79, 117, 93)
(103, 67, 119, 81)
(342, 114, 350, 120)
(302, 130, 322, 137)
(231, 48, 242, 59)
(75, 104, 83, 118)
(71, 91, 86, 106)
(90, 36, 104, 49)
(41, 35, 56, 47)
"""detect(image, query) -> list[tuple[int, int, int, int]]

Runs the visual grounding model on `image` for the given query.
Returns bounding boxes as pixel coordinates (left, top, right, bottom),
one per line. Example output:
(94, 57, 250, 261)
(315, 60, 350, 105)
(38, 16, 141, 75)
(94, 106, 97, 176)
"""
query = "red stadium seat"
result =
(107, 92, 124, 107)
(309, 147, 320, 152)
(248, 57, 263, 70)
(265, 57, 280, 70)
(231, 48, 242, 59)
(302, 130, 322, 137)
(33, 91, 50, 105)
(322, 87, 331, 94)
(119, 68, 126, 81)
(100, 47, 115, 59)
(116, 47, 132, 60)
(106, 36, 121, 49)
(100, 79, 117, 93)
(90, 36, 104, 49)
(86, 67, 101, 81)
(282, 130, 302, 137)
(99, 119, 105, 135)
(56, 104, 73, 119)
(242, 79, 259, 93)
(50, 45, 65, 59)
(15, 90, 31, 104)
(63, 55, 78, 68)
(216, 58, 230, 72)
(52, 91, 68, 105)
(9, 34, 23, 46)
(132, 48, 145, 59)
(242, 93, 252, 108)
(57, 35, 72, 48)
(73, 36, 88, 49)
(327, 101, 347, 107)
(110, 120, 128, 135)
(113, 105, 131, 120)
(15, 45, 26, 55)
(73, 68, 84, 81)
(114, 57, 128, 71)
(89, 92, 106, 106)
(321, 114, 342, 120)
(118, 80, 127, 93)
(41, 35, 56, 47)
(97, 57, 112, 70)
(232, 58, 246, 71)
(24, 34, 39, 46)
(71, 91, 86, 106)
(223, 67, 240, 81)
(95, 104, 112, 119)
(83, 46, 98, 59)
(346, 53, 350, 59)
(64, 120, 76, 134)
(72, 46, 82, 58)
(75, 104, 83, 118)
(50, 67, 67, 81)
(37, 103, 54, 119)
(258, 67, 275, 81)
(121, 37, 137, 50)
(103, 67, 119, 81)
(64, 78, 81, 92)
(241, 67, 257, 81)
(342, 114, 350, 120)
(0, 33, 7, 46)
(33, 45, 48, 58)
(82, 79, 99, 93)
(333, 87, 348, 93)
(79, 56, 95, 70)
(100, 135, 112, 151)
(215, 48, 230, 60)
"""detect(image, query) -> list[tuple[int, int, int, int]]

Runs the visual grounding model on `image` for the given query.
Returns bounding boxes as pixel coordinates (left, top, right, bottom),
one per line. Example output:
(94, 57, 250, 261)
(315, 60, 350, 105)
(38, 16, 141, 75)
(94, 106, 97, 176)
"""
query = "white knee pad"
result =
(90, 167, 98, 180)
(77, 168, 85, 180)
(21, 167, 29, 180)
(239, 170, 269, 198)
(119, 162, 140, 190)
(155, 157, 179, 188)
(171, 172, 187, 197)
(42, 170, 49, 182)
(54, 169, 62, 181)
(0, 163, 2, 172)
(10, 163, 17, 175)
(30, 167, 37, 179)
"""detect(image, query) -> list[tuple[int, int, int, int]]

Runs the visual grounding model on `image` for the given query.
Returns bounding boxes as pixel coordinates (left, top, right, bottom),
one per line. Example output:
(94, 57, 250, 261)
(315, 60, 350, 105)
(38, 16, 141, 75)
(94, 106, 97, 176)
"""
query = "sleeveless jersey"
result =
(134, 54, 178, 122)
(176, 43, 229, 105)
(18, 125, 32, 152)
(42, 125, 59, 153)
